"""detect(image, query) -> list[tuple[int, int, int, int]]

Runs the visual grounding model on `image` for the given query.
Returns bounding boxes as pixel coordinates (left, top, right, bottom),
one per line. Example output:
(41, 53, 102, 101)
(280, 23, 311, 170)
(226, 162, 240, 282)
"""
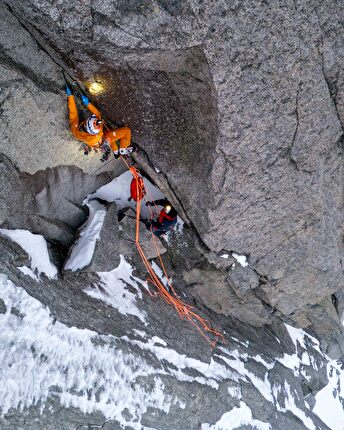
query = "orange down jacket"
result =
(104, 127, 132, 151)
(67, 95, 104, 147)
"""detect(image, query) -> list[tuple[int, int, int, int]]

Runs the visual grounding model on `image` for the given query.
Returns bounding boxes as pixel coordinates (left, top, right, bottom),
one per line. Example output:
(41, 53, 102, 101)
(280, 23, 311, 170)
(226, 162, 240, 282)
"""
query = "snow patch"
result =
(18, 266, 39, 281)
(227, 385, 242, 400)
(64, 200, 106, 271)
(218, 347, 274, 403)
(230, 336, 249, 348)
(151, 261, 171, 289)
(201, 401, 271, 430)
(232, 253, 248, 267)
(314, 359, 344, 430)
(285, 324, 320, 352)
(84, 256, 148, 323)
(277, 324, 322, 374)
(0, 229, 57, 279)
(123, 336, 240, 389)
(133, 329, 147, 339)
(273, 382, 316, 430)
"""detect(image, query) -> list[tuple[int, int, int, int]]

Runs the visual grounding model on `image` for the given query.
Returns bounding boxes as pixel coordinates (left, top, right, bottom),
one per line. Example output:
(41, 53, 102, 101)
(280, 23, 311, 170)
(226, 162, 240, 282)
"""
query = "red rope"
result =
(121, 157, 224, 347)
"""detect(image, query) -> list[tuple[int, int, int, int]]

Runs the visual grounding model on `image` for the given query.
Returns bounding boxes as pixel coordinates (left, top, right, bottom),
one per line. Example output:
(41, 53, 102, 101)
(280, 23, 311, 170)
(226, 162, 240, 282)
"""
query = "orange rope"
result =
(121, 157, 224, 347)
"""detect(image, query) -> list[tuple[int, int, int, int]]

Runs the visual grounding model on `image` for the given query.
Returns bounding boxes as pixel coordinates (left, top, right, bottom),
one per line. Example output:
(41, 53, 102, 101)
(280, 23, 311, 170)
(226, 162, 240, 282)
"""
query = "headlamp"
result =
(164, 205, 172, 214)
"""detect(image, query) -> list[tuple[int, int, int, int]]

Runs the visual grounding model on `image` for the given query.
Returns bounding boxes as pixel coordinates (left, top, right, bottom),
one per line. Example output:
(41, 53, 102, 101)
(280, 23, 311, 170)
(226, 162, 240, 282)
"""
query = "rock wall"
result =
(0, 1, 344, 427)
(0, 2, 126, 177)
(4, 0, 343, 339)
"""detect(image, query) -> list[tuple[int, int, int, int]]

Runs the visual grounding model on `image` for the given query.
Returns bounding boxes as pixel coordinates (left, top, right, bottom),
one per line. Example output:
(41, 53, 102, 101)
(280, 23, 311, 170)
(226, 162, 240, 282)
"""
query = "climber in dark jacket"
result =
(145, 199, 178, 237)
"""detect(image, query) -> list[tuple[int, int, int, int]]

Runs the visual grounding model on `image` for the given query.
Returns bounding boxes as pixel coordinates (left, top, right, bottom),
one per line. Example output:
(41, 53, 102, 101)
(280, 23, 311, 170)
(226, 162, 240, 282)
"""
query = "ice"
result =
(0, 274, 170, 428)
(64, 200, 107, 271)
(0, 229, 57, 279)
(84, 255, 148, 323)
(201, 401, 271, 430)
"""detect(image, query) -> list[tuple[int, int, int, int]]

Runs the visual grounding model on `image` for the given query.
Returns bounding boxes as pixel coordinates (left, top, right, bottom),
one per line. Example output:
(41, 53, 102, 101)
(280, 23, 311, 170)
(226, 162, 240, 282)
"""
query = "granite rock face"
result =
(0, 153, 110, 250)
(0, 2, 126, 178)
(0, 0, 344, 428)
(5, 0, 343, 337)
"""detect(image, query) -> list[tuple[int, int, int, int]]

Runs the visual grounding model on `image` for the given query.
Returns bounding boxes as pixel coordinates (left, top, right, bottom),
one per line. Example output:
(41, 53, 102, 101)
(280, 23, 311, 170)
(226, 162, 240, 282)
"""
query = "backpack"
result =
(130, 176, 146, 201)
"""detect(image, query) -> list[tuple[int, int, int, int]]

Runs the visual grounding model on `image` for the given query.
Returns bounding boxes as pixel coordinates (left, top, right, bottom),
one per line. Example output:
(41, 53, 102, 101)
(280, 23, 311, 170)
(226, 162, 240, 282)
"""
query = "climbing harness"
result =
(121, 157, 224, 347)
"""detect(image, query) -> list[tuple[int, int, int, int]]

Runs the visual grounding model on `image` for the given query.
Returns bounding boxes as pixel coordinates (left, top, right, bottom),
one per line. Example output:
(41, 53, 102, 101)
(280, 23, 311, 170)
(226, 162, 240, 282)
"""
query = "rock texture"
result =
(0, 0, 344, 428)
(4, 0, 343, 345)
(0, 2, 126, 177)
(0, 153, 110, 249)
(119, 210, 167, 260)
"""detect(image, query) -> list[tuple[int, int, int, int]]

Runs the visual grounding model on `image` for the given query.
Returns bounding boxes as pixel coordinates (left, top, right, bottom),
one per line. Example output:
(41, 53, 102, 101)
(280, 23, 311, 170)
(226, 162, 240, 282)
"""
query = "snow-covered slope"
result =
(0, 254, 342, 429)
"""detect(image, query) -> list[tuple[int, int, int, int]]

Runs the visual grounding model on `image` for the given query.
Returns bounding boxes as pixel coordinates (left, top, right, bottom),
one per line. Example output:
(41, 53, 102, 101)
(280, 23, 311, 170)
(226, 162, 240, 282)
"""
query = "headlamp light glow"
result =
(164, 205, 172, 214)
(88, 81, 105, 95)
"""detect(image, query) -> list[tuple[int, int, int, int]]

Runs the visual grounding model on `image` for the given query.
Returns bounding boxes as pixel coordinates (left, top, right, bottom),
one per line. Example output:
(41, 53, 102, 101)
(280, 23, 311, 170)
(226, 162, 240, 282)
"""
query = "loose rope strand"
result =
(121, 156, 224, 346)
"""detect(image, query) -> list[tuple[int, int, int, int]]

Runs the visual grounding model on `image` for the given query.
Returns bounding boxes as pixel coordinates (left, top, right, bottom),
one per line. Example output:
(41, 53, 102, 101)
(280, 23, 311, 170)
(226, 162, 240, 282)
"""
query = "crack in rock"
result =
(0, 49, 60, 94)
(288, 21, 302, 172)
(3, 1, 78, 88)
(315, 6, 344, 134)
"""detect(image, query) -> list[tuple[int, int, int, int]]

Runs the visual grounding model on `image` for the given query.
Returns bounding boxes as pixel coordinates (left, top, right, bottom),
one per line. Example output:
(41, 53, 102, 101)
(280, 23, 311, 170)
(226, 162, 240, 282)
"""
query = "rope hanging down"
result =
(122, 158, 224, 347)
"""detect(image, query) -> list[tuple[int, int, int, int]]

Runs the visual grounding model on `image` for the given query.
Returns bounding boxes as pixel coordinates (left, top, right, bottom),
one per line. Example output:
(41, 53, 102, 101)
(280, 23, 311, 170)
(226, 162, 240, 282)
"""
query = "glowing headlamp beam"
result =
(88, 81, 105, 95)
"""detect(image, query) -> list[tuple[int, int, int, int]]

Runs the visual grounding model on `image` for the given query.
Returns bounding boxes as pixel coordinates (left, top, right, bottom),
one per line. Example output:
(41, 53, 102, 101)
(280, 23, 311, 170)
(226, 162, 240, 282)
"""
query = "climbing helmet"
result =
(85, 115, 102, 135)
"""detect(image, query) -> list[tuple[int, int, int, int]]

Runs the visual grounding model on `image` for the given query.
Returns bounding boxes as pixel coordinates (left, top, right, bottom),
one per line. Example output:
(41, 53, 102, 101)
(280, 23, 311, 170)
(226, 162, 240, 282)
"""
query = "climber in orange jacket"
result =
(66, 85, 104, 155)
(100, 127, 135, 161)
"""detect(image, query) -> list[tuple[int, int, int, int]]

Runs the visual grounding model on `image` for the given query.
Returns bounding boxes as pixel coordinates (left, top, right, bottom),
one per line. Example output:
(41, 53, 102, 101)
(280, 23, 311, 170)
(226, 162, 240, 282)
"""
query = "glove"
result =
(146, 201, 154, 206)
(81, 95, 89, 106)
(65, 85, 72, 96)
(114, 153, 120, 159)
